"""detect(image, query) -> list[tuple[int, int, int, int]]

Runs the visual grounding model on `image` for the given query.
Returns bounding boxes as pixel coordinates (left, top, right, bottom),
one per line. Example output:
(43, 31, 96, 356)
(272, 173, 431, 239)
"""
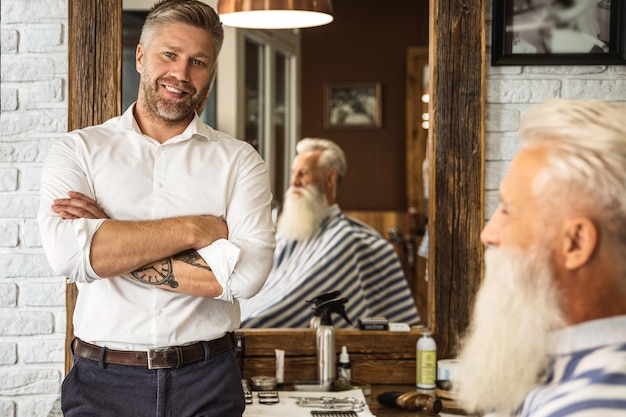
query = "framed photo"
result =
(492, 0, 626, 65)
(324, 82, 382, 129)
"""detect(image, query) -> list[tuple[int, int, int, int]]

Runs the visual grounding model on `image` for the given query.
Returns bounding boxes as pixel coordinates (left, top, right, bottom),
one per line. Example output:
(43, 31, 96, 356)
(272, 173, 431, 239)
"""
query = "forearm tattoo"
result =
(130, 250, 211, 288)
(131, 259, 178, 288)
(174, 250, 213, 272)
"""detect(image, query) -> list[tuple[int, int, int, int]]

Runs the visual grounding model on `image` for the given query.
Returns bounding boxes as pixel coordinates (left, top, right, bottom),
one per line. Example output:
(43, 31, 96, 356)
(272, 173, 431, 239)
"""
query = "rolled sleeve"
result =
(67, 218, 106, 283)
(196, 239, 241, 302)
(38, 214, 106, 284)
(220, 148, 276, 301)
(37, 135, 106, 284)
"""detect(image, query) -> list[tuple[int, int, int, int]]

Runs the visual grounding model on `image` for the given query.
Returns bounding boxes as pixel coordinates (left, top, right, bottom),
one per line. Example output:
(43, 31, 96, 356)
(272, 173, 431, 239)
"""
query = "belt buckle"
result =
(147, 346, 182, 370)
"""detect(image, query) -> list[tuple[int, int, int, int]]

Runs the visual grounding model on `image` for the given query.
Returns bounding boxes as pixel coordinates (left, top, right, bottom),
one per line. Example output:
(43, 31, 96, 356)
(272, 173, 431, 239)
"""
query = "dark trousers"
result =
(62, 349, 245, 417)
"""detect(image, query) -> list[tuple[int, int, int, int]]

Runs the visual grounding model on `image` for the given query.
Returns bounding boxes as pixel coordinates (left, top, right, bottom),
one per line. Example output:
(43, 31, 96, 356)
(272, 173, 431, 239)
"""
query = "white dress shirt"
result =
(38, 105, 275, 349)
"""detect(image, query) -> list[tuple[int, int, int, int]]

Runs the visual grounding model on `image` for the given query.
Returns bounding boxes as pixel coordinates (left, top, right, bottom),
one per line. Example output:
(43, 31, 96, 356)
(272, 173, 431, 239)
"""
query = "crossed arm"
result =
(52, 191, 226, 298)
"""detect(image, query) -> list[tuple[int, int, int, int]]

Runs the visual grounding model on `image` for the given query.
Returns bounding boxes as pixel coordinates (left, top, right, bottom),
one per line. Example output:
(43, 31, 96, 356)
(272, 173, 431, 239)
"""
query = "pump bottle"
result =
(315, 298, 352, 385)
(416, 331, 437, 389)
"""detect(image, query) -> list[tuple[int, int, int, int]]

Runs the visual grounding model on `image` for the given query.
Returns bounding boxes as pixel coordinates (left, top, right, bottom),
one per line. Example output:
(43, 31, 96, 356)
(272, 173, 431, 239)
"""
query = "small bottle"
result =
(337, 345, 351, 382)
(416, 331, 437, 389)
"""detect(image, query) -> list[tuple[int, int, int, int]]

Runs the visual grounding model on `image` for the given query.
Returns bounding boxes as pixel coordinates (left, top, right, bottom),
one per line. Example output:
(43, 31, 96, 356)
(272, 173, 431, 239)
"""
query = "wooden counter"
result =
(264, 384, 467, 416)
(238, 330, 472, 416)
(238, 328, 424, 384)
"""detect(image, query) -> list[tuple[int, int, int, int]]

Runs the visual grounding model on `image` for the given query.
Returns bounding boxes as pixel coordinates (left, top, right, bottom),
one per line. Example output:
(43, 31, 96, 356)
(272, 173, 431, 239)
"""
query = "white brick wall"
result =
(484, 4, 626, 220)
(1, 1, 68, 416)
(1, 1, 625, 415)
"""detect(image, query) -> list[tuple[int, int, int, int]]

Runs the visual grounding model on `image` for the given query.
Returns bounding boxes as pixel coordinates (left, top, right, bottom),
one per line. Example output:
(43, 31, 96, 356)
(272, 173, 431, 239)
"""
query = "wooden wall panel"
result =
(301, 0, 429, 211)
(429, 0, 486, 358)
(239, 329, 421, 385)
(66, 0, 121, 374)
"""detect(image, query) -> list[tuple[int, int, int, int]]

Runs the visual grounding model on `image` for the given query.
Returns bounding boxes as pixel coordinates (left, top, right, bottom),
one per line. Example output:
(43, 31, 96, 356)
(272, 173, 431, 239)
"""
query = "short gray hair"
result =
(296, 138, 347, 183)
(140, 0, 224, 57)
(519, 98, 626, 248)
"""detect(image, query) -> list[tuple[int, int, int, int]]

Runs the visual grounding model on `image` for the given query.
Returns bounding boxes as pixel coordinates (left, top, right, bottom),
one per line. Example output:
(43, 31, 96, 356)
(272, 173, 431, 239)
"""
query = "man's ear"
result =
(561, 217, 597, 270)
(327, 170, 338, 189)
(136, 44, 144, 73)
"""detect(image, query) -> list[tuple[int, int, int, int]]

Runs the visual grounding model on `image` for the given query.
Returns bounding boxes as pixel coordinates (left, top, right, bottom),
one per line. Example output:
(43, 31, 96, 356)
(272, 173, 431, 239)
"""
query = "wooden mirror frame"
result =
(66, 0, 485, 372)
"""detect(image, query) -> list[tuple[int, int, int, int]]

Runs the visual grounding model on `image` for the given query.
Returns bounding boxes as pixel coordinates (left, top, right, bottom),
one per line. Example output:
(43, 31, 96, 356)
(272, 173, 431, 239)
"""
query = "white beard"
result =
(455, 246, 566, 415)
(276, 184, 329, 241)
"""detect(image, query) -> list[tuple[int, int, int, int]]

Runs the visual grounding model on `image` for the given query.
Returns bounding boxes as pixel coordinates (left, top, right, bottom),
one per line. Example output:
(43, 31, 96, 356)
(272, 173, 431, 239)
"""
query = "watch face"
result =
(132, 260, 178, 288)
(136, 264, 171, 283)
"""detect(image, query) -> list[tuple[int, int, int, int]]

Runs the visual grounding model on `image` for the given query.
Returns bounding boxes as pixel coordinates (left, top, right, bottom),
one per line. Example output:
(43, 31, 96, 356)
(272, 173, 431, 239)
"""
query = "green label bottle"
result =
(416, 331, 437, 389)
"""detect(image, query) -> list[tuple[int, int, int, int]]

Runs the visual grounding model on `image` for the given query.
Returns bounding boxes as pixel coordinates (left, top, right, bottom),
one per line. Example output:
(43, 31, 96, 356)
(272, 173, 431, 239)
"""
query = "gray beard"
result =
(455, 246, 566, 415)
(139, 64, 206, 124)
(276, 185, 329, 241)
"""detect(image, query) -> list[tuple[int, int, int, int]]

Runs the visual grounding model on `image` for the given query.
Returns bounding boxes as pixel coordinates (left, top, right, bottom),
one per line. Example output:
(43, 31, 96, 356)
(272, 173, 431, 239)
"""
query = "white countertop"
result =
(244, 389, 375, 417)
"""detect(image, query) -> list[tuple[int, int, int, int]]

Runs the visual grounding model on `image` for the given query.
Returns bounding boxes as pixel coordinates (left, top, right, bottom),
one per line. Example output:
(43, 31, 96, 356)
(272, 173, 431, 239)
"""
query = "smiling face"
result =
(135, 21, 216, 139)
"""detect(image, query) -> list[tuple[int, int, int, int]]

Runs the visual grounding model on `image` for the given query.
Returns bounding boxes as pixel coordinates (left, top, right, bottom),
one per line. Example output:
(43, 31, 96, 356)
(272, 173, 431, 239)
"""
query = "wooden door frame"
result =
(66, 0, 485, 372)
(65, 0, 122, 372)
(405, 46, 430, 325)
(429, 0, 486, 357)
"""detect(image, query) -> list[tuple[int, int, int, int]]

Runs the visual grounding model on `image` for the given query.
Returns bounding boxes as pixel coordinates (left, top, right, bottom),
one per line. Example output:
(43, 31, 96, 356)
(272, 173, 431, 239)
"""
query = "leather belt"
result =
(73, 332, 235, 369)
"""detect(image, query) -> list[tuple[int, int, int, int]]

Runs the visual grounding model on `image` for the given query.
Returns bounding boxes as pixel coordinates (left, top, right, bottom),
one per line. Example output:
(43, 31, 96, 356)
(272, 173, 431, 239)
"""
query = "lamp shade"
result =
(217, 0, 334, 29)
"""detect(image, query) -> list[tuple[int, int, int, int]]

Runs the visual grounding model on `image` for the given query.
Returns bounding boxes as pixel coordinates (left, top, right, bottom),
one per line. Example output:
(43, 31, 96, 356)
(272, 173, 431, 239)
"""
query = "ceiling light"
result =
(217, 0, 334, 29)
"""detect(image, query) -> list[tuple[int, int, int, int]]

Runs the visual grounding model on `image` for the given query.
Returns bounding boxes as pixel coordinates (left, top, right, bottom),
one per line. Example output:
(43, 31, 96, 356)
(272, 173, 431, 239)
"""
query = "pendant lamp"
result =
(217, 0, 334, 30)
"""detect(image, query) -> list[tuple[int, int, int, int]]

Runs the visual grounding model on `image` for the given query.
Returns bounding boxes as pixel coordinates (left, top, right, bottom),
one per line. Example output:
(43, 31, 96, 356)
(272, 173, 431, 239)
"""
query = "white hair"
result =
(519, 99, 626, 251)
(296, 138, 347, 183)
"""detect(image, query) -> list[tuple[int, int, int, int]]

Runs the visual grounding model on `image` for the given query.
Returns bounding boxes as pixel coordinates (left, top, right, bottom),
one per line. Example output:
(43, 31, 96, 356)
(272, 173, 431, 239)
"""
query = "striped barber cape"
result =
(514, 315, 626, 417)
(239, 205, 420, 328)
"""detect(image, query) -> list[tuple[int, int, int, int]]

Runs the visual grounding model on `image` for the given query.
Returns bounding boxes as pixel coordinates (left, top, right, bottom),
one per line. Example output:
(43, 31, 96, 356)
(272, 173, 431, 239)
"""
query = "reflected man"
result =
(240, 138, 420, 328)
(456, 99, 626, 416)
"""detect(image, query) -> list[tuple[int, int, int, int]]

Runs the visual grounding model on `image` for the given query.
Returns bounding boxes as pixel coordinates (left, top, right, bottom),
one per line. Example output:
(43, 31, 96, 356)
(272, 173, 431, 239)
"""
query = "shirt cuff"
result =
(68, 218, 106, 284)
(196, 239, 241, 302)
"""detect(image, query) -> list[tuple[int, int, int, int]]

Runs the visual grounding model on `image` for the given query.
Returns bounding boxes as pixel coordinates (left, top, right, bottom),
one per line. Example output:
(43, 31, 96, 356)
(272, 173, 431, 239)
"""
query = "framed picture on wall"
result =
(324, 82, 382, 129)
(492, 0, 626, 65)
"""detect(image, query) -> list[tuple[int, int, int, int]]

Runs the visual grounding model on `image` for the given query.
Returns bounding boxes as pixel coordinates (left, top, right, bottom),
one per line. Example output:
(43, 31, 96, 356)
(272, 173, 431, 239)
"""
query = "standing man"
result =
(456, 99, 626, 416)
(37, 1, 275, 416)
(240, 138, 419, 328)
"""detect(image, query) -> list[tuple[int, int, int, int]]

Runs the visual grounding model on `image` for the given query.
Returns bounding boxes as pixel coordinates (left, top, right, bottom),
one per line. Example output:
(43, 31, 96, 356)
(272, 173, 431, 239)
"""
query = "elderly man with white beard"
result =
(240, 138, 420, 328)
(455, 99, 626, 417)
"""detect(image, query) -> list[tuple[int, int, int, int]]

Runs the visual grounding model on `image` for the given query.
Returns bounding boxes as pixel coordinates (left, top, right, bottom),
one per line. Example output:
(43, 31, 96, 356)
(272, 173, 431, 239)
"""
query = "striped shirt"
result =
(517, 315, 626, 417)
(239, 205, 420, 328)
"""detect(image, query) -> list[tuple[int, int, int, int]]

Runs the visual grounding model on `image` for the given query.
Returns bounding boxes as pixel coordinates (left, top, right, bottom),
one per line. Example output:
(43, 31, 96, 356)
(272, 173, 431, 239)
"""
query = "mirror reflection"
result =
(239, 138, 420, 328)
(122, 0, 430, 328)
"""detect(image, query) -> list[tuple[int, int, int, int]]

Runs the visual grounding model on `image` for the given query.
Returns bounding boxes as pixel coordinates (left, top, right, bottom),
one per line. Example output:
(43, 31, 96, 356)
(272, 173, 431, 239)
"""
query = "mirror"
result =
(119, 0, 430, 328)
(67, 0, 485, 370)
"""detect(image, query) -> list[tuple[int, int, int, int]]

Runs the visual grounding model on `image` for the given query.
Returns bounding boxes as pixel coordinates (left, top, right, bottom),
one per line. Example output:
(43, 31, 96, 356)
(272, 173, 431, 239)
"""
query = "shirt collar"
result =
(317, 204, 341, 231)
(326, 204, 341, 218)
(119, 103, 212, 144)
(550, 315, 626, 355)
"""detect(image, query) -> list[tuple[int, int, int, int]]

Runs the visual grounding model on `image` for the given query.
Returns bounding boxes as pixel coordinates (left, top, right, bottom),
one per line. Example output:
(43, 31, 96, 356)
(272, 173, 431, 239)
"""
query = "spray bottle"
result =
(315, 298, 352, 386)
(307, 290, 342, 329)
